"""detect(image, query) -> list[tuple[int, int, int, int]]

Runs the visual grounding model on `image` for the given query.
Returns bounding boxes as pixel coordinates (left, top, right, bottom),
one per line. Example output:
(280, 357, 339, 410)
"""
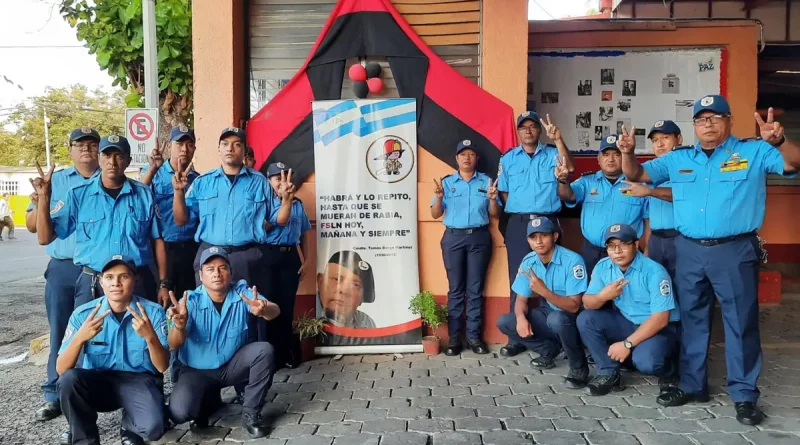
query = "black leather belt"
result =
(264, 244, 295, 252)
(509, 213, 555, 221)
(651, 229, 680, 238)
(445, 226, 488, 235)
(81, 266, 100, 276)
(165, 240, 198, 250)
(684, 231, 756, 247)
(199, 242, 257, 254)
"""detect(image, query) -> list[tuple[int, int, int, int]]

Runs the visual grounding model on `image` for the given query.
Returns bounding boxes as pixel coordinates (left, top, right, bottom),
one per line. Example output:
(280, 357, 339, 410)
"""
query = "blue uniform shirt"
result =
(176, 280, 267, 369)
(142, 162, 200, 242)
(51, 176, 161, 271)
(185, 167, 278, 246)
(26, 166, 100, 260)
(430, 172, 500, 229)
(648, 183, 674, 231)
(587, 253, 680, 324)
(497, 144, 561, 214)
(511, 245, 588, 311)
(265, 197, 311, 245)
(59, 295, 168, 374)
(643, 136, 796, 239)
(566, 171, 649, 247)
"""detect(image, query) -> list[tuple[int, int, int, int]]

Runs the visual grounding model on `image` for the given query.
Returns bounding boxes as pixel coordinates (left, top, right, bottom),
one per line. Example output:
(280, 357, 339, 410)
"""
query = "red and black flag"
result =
(247, 0, 517, 182)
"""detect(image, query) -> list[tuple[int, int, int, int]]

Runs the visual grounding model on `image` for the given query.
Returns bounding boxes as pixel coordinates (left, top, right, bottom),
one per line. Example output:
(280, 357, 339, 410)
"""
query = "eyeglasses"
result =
(71, 143, 99, 152)
(517, 126, 538, 133)
(692, 114, 728, 127)
(605, 241, 635, 252)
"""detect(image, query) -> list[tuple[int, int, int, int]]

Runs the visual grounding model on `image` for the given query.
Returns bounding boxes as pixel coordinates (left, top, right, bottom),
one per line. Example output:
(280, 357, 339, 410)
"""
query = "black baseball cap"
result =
(69, 127, 100, 142)
(101, 255, 137, 275)
(327, 251, 375, 303)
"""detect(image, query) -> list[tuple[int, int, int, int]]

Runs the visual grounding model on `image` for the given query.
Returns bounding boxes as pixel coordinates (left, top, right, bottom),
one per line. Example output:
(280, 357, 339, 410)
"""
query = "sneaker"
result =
(586, 373, 622, 396)
(530, 354, 557, 370)
(564, 366, 590, 389)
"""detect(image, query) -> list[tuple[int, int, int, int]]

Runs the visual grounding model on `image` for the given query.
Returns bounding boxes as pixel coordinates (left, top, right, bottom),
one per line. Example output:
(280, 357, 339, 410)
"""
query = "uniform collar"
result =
(97, 295, 145, 322)
(195, 283, 240, 309)
(87, 175, 133, 196)
(452, 171, 481, 183)
(530, 245, 563, 266)
(65, 166, 101, 179)
(162, 161, 176, 175)
(614, 252, 644, 274)
(594, 171, 627, 185)
(513, 142, 545, 157)
(212, 165, 249, 177)
(692, 135, 738, 157)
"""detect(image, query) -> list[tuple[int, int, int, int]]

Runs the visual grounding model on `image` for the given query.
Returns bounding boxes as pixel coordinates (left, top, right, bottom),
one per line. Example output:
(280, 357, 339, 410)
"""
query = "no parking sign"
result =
(125, 108, 159, 168)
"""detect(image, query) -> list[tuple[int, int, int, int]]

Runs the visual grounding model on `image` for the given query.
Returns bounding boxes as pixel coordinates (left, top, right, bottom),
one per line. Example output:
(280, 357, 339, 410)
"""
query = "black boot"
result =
(444, 339, 462, 356)
(467, 338, 489, 355)
(530, 354, 557, 370)
(656, 388, 710, 407)
(734, 402, 764, 426)
(35, 401, 62, 421)
(564, 366, 590, 389)
(586, 373, 622, 396)
(242, 411, 268, 438)
(499, 343, 526, 357)
(119, 428, 144, 445)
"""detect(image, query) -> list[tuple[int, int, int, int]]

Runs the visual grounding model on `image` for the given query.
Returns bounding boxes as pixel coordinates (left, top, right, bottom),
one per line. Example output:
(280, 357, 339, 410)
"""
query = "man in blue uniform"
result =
(262, 162, 312, 368)
(32, 135, 169, 307)
(431, 139, 501, 355)
(557, 134, 650, 276)
(172, 126, 294, 342)
(27, 128, 101, 422)
(497, 112, 575, 357)
(140, 125, 200, 300)
(578, 224, 679, 397)
(167, 247, 280, 438)
(622, 95, 800, 425)
(57, 255, 169, 445)
(496, 218, 589, 388)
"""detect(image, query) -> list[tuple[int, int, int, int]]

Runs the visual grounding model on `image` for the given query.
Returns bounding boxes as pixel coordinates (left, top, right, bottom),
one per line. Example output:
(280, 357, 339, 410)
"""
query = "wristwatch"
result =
(623, 339, 633, 350)
(159, 279, 172, 290)
(557, 179, 568, 184)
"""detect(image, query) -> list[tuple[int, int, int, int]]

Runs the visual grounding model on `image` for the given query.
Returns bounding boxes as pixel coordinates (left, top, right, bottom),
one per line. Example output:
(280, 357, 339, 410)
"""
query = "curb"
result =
(30, 333, 49, 355)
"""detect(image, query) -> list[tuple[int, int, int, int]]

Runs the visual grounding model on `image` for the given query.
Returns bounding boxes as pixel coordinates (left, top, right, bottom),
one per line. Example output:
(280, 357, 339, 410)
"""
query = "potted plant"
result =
(293, 313, 327, 363)
(409, 290, 447, 355)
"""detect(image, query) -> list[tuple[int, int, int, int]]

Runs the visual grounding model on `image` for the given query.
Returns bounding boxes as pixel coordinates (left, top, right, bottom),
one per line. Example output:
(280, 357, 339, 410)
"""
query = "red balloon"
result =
(367, 77, 384, 94)
(348, 64, 367, 82)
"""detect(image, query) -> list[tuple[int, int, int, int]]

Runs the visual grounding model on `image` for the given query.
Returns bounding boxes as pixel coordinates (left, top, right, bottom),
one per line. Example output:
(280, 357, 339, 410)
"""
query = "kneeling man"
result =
(167, 246, 280, 438)
(58, 255, 169, 445)
(578, 223, 679, 396)
(497, 217, 590, 388)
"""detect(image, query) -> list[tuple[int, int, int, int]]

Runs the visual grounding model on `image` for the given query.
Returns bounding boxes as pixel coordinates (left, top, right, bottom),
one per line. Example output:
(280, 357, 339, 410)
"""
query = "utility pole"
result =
(43, 107, 51, 169)
(142, 0, 159, 108)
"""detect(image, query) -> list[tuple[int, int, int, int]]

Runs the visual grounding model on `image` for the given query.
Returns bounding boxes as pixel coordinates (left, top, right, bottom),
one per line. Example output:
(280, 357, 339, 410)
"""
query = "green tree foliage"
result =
(0, 86, 125, 167)
(60, 0, 192, 133)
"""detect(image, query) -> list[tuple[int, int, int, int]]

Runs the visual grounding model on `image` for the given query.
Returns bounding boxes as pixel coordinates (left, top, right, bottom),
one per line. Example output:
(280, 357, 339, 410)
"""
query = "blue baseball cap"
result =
(169, 125, 195, 142)
(220, 126, 246, 144)
(456, 139, 477, 154)
(101, 254, 138, 274)
(266, 162, 290, 178)
(526, 217, 557, 236)
(647, 120, 681, 139)
(197, 246, 230, 271)
(693, 95, 730, 118)
(603, 223, 638, 244)
(516, 111, 540, 128)
(69, 127, 100, 142)
(599, 134, 620, 151)
(99, 135, 131, 157)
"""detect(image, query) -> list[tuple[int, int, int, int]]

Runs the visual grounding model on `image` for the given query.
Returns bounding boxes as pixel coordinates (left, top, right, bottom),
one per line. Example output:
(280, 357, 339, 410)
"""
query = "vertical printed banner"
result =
(313, 99, 422, 354)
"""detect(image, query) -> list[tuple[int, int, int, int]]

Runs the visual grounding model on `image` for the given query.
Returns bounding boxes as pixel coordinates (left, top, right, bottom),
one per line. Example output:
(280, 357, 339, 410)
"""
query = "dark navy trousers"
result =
(261, 245, 302, 366)
(504, 214, 560, 311)
(580, 239, 608, 278)
(42, 258, 82, 403)
(59, 369, 164, 445)
(577, 308, 678, 377)
(441, 228, 492, 340)
(674, 234, 762, 403)
(497, 305, 586, 370)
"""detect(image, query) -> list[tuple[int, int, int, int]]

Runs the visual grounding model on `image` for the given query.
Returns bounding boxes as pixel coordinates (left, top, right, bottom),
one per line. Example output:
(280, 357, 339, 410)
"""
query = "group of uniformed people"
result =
(28, 125, 311, 444)
(432, 94, 800, 426)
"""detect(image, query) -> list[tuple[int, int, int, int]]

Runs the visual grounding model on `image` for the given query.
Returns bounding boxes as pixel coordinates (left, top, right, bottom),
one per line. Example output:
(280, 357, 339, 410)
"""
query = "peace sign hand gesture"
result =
(602, 277, 630, 300)
(519, 267, 549, 296)
(433, 177, 444, 199)
(29, 161, 56, 198)
(278, 169, 296, 201)
(75, 303, 112, 344)
(755, 107, 785, 146)
(487, 178, 499, 200)
(149, 139, 168, 170)
(554, 156, 569, 181)
(617, 125, 636, 154)
(240, 286, 268, 317)
(127, 303, 158, 343)
(540, 114, 562, 142)
(619, 180, 650, 198)
(167, 291, 189, 330)
(172, 162, 193, 192)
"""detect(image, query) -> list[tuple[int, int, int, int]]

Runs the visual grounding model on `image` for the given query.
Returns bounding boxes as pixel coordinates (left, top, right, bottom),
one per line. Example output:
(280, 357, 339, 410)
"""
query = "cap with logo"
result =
(266, 162, 290, 178)
(603, 223, 639, 244)
(220, 126, 246, 144)
(170, 125, 196, 142)
(693, 95, 730, 118)
(599, 134, 620, 151)
(99, 135, 131, 157)
(456, 139, 476, 154)
(101, 254, 138, 274)
(245, 146, 255, 157)
(516, 111, 541, 128)
(69, 127, 100, 143)
(526, 217, 557, 237)
(326, 251, 375, 303)
(197, 246, 231, 271)
(647, 120, 681, 139)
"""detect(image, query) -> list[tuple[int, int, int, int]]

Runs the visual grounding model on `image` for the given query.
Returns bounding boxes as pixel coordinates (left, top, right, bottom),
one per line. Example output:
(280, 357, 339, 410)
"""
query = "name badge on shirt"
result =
(678, 169, 694, 174)
(589, 188, 599, 196)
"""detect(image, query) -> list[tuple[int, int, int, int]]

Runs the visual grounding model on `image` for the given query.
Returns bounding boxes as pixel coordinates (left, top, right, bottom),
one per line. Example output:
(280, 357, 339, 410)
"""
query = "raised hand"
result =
(29, 161, 56, 197)
(520, 267, 549, 296)
(29, 191, 39, 206)
(540, 113, 562, 142)
(278, 169, 296, 200)
(433, 178, 444, 199)
(617, 125, 636, 154)
(755, 107, 785, 146)
(620, 180, 650, 198)
(127, 302, 158, 342)
(167, 291, 189, 330)
(240, 286, 267, 317)
(172, 161, 192, 191)
(297, 262, 307, 281)
(487, 178, 499, 200)
(602, 277, 629, 300)
(554, 156, 569, 181)
(149, 139, 167, 170)
(75, 303, 111, 343)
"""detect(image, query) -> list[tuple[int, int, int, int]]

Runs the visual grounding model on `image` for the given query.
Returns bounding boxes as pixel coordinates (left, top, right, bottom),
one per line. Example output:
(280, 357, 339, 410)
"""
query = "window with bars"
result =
(0, 181, 19, 195)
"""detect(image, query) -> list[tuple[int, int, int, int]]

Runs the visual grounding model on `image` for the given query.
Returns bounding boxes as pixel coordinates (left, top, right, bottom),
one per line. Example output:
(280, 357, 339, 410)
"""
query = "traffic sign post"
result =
(125, 108, 159, 168)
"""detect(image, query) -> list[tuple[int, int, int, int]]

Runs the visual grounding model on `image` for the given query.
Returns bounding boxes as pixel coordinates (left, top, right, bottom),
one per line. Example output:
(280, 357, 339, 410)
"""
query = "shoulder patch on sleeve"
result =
(62, 325, 74, 344)
(580, 170, 597, 177)
(50, 200, 65, 215)
(573, 264, 586, 280)
(159, 318, 168, 336)
(293, 197, 303, 204)
(659, 279, 671, 296)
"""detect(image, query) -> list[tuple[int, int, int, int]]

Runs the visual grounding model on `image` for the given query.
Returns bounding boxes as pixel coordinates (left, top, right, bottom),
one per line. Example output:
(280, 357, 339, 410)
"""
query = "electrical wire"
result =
(530, 0, 558, 20)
